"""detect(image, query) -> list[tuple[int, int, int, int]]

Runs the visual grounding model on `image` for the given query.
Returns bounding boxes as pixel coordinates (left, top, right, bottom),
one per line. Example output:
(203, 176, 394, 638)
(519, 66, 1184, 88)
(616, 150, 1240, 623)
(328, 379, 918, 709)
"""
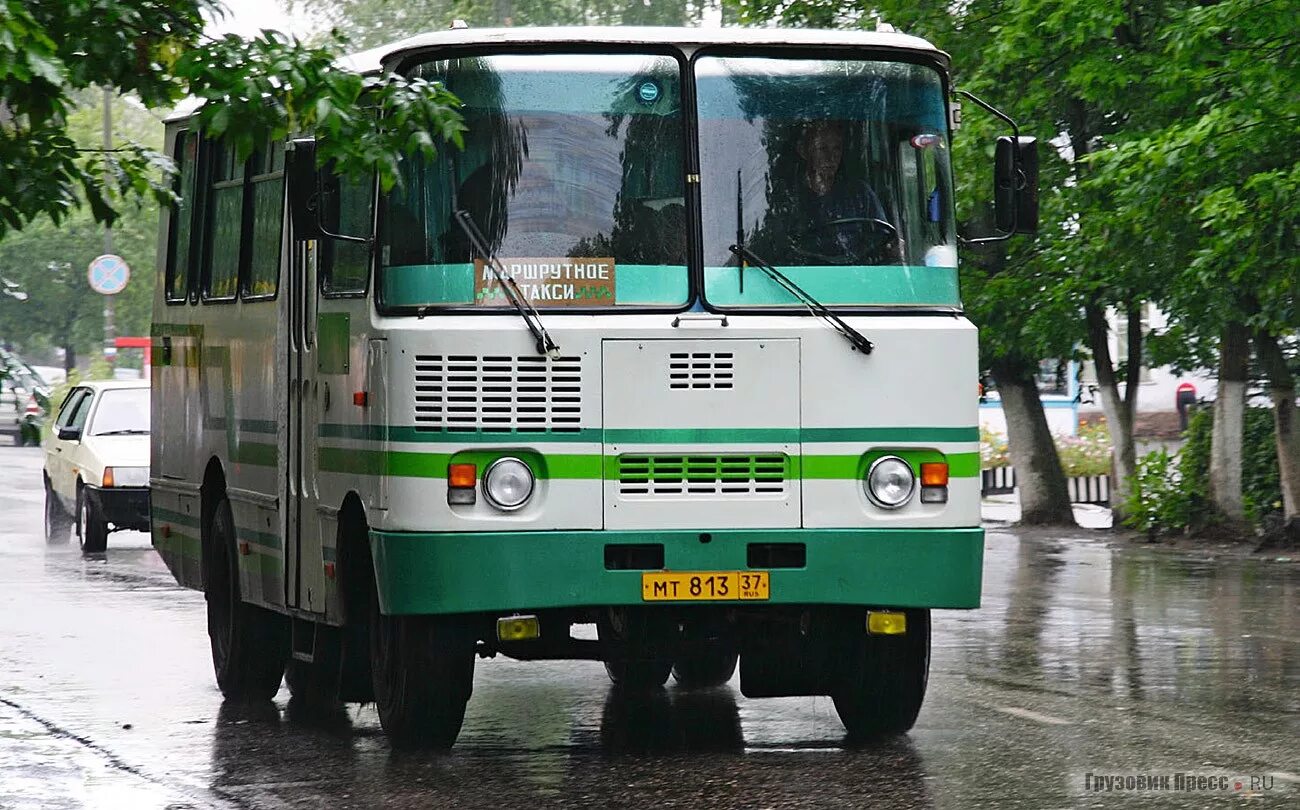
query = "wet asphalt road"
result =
(0, 445, 1297, 809)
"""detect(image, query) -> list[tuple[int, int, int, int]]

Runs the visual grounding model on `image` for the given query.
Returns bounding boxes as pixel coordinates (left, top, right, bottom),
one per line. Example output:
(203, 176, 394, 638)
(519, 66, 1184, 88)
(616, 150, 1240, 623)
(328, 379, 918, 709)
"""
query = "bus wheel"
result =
(599, 609, 672, 689)
(205, 497, 288, 701)
(831, 609, 930, 739)
(672, 647, 738, 689)
(77, 486, 108, 553)
(369, 597, 475, 749)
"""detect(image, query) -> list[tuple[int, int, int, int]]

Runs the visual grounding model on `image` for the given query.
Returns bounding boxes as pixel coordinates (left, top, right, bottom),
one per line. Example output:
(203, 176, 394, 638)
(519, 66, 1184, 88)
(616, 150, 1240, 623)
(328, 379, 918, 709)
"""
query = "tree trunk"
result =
(63, 338, 77, 376)
(1084, 303, 1140, 523)
(991, 355, 1076, 525)
(1209, 322, 1249, 527)
(1254, 331, 1300, 539)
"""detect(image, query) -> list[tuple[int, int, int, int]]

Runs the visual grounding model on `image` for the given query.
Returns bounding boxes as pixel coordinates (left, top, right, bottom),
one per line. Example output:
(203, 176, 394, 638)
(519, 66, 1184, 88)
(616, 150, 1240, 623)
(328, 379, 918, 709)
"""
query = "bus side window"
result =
(165, 131, 199, 304)
(321, 172, 375, 296)
(202, 141, 245, 302)
(243, 141, 285, 300)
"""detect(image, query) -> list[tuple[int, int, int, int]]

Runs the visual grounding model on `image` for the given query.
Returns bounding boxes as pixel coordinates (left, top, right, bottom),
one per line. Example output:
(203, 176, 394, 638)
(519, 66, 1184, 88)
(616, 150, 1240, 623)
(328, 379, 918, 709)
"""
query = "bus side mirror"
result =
(287, 138, 326, 242)
(995, 136, 1039, 234)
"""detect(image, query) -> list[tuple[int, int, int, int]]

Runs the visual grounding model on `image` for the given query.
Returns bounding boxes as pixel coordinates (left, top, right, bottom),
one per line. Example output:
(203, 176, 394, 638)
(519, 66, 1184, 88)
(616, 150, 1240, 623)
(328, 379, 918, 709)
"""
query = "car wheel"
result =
(77, 486, 108, 553)
(205, 497, 288, 701)
(44, 478, 71, 543)
(831, 609, 930, 739)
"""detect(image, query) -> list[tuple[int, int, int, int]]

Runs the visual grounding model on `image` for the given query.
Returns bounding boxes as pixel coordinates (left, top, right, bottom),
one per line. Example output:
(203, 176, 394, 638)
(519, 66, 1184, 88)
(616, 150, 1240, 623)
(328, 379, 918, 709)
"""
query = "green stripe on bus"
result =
(318, 448, 978, 479)
(150, 322, 204, 337)
(799, 427, 980, 443)
(152, 507, 200, 527)
(232, 441, 276, 467)
(319, 424, 603, 443)
(317, 424, 978, 445)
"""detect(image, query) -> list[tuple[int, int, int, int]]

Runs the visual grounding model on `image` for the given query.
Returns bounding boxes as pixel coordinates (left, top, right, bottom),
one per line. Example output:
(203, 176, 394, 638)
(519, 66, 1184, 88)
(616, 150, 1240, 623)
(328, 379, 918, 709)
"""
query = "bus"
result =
(150, 25, 1037, 748)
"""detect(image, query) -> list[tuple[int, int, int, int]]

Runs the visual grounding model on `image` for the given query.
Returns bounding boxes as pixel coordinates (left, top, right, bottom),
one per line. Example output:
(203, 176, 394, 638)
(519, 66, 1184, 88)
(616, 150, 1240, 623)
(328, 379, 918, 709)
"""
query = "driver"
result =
(778, 120, 894, 264)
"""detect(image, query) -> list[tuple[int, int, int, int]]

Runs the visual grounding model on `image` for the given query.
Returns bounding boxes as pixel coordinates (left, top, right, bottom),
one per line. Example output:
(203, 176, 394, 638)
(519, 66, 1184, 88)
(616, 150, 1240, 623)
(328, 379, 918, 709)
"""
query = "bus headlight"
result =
(865, 456, 915, 509)
(482, 457, 535, 511)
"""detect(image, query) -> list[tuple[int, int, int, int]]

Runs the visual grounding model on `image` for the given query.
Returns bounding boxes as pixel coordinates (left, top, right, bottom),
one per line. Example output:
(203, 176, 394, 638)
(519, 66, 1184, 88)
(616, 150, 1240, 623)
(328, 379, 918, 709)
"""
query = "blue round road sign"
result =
(88, 254, 130, 295)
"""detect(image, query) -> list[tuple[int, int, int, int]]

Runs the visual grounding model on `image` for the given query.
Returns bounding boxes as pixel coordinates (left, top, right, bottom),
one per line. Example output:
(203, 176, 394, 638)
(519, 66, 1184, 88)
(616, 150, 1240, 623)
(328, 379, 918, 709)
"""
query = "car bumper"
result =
(370, 527, 984, 615)
(85, 485, 151, 532)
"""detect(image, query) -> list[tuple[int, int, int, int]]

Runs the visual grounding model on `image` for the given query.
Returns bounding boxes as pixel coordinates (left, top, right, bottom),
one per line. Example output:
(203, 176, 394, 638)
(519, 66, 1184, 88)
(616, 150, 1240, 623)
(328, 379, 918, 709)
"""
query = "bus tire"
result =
(370, 597, 475, 749)
(831, 609, 930, 739)
(205, 497, 288, 702)
(672, 648, 738, 689)
(599, 609, 672, 689)
(77, 486, 108, 553)
(44, 478, 71, 543)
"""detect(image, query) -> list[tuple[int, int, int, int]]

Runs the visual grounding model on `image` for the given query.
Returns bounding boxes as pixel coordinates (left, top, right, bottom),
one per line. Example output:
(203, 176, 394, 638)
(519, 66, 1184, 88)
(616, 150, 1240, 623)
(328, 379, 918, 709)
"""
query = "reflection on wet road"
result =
(0, 446, 1296, 808)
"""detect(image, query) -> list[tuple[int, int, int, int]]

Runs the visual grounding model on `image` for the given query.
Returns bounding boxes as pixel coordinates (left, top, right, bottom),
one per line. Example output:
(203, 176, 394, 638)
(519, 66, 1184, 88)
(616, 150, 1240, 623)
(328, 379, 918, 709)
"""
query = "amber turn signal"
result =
(920, 462, 949, 487)
(448, 463, 477, 489)
(101, 467, 115, 488)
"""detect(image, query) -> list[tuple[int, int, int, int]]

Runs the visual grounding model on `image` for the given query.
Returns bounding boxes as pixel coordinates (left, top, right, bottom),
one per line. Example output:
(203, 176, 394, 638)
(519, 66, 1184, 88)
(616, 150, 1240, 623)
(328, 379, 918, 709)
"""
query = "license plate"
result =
(641, 571, 770, 602)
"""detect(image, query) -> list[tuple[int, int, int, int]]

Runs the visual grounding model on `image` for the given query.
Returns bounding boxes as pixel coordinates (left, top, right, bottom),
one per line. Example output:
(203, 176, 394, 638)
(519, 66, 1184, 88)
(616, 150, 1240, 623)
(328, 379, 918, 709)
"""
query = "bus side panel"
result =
(151, 124, 203, 591)
(313, 293, 378, 622)
(220, 298, 285, 609)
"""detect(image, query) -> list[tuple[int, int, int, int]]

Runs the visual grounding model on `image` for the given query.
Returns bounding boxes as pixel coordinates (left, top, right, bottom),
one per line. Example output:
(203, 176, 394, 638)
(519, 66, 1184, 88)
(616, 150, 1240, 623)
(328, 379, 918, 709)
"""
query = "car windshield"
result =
(696, 56, 958, 308)
(90, 388, 150, 435)
(381, 52, 687, 310)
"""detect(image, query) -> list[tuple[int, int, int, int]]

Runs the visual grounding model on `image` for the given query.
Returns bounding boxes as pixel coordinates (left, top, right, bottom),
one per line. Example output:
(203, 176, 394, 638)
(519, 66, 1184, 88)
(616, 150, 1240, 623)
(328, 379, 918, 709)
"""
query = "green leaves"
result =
(1, 1, 467, 239)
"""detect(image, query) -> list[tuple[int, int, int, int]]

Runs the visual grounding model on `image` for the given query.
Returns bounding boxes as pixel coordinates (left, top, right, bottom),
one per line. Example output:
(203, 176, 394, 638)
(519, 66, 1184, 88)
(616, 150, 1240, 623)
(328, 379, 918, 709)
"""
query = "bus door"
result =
(286, 240, 327, 614)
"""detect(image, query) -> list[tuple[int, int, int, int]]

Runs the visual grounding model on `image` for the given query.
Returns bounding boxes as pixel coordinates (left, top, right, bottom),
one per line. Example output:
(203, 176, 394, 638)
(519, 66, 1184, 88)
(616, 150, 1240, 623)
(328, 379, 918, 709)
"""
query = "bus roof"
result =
(166, 26, 947, 123)
(359, 26, 947, 72)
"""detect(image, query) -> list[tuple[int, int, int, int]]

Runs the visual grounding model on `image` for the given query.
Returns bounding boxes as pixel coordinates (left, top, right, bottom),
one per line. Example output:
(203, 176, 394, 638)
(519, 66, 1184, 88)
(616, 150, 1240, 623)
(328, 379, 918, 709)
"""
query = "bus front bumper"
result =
(369, 528, 984, 615)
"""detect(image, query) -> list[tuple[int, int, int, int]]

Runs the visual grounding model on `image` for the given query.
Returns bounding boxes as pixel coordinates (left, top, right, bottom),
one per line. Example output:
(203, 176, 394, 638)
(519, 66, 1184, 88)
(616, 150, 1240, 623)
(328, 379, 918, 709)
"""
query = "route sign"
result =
(87, 254, 130, 295)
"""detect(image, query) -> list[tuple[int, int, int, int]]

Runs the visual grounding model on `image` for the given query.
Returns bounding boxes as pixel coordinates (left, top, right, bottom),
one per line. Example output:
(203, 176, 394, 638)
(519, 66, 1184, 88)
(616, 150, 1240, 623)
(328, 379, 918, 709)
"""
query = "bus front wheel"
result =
(369, 598, 476, 749)
(205, 497, 288, 701)
(831, 609, 930, 739)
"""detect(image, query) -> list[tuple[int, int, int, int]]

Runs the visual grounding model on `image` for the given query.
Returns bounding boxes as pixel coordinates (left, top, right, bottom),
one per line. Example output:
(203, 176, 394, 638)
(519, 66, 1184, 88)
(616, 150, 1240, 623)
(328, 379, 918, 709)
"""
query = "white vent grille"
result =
(413, 355, 583, 432)
(668, 351, 734, 390)
(617, 454, 788, 498)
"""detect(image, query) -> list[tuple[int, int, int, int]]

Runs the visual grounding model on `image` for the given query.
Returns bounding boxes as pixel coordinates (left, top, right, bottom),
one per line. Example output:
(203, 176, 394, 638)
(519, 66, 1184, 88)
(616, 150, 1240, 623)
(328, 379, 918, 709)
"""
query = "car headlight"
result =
(482, 457, 535, 511)
(865, 456, 915, 509)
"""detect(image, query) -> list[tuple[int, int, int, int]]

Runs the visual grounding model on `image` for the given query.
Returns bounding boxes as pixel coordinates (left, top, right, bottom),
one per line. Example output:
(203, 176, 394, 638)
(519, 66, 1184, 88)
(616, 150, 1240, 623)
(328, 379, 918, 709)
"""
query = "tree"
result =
(0, 0, 466, 240)
(0, 92, 162, 369)
(285, 0, 705, 49)
(1083, 0, 1299, 535)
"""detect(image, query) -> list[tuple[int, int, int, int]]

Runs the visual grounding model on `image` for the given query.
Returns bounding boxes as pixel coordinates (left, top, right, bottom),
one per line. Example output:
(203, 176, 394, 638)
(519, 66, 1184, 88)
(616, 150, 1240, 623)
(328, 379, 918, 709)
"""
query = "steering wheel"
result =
(791, 217, 900, 264)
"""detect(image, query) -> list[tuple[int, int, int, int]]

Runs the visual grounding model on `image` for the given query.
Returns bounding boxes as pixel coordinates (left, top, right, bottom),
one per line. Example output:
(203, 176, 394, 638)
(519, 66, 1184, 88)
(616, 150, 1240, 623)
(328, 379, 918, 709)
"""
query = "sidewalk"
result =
(981, 493, 1114, 529)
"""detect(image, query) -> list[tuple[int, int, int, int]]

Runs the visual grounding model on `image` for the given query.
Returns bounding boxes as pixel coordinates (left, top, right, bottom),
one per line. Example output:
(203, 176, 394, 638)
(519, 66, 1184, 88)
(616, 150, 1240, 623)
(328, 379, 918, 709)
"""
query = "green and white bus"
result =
(151, 26, 1036, 748)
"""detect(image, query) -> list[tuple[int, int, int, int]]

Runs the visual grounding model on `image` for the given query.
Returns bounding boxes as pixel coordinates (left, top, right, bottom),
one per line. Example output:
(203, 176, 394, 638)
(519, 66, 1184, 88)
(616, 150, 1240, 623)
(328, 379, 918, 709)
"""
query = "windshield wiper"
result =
(727, 244, 874, 355)
(453, 209, 561, 359)
(94, 429, 149, 436)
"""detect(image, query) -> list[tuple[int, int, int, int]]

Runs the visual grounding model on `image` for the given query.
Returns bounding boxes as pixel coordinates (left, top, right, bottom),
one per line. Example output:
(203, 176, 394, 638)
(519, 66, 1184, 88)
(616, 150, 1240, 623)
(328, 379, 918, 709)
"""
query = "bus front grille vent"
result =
(668, 352, 734, 390)
(617, 454, 787, 498)
(412, 354, 583, 432)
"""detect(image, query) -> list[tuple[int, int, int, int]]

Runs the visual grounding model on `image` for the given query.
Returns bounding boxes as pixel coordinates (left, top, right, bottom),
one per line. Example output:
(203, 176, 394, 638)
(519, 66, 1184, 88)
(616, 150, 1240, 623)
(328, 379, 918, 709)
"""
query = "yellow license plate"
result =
(641, 571, 770, 602)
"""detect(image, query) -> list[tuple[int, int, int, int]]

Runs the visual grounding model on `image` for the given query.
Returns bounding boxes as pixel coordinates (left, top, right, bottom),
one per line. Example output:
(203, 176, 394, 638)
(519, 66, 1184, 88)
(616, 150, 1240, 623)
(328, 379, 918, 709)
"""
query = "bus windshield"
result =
(382, 52, 688, 310)
(696, 56, 959, 308)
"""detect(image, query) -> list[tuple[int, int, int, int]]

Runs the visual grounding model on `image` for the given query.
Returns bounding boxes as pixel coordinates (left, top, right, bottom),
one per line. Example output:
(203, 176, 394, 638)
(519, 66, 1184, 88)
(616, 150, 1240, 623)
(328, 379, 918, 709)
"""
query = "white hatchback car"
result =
(43, 380, 151, 551)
